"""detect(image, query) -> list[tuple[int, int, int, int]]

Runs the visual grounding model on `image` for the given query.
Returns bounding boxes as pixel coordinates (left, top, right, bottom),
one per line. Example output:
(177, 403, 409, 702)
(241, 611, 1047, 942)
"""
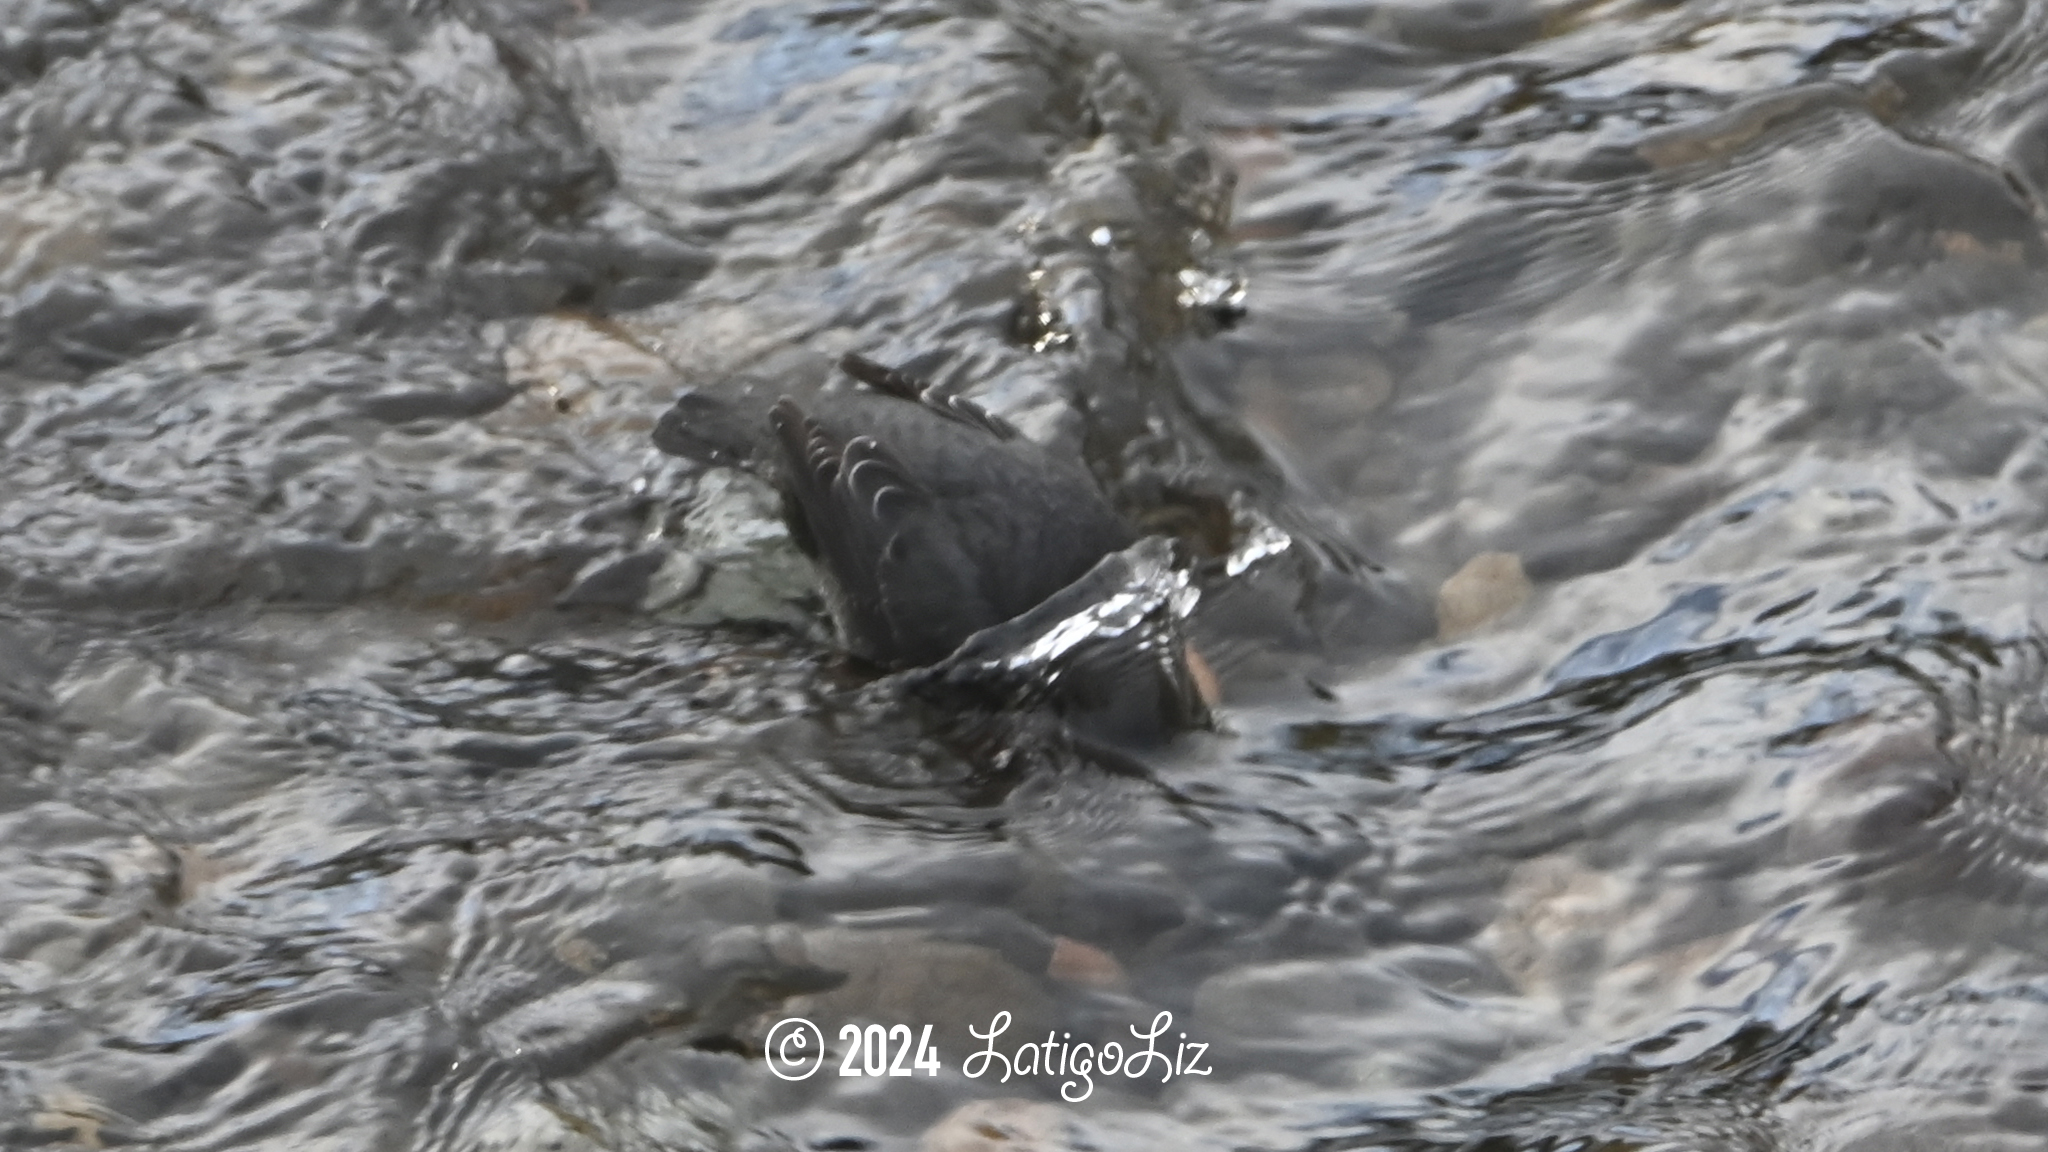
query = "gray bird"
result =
(654, 354, 1136, 670)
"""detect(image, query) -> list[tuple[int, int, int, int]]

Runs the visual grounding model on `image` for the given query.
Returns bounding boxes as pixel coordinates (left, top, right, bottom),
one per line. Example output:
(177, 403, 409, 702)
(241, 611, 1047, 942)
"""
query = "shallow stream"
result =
(6, 0, 2048, 1149)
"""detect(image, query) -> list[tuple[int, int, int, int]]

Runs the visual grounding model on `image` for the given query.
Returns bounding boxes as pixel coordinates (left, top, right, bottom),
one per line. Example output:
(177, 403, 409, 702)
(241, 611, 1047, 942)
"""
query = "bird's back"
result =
(771, 379, 1133, 668)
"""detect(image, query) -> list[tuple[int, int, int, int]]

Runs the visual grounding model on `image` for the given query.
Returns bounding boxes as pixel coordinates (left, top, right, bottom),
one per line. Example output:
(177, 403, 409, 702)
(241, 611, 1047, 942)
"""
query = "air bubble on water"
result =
(495, 653, 547, 678)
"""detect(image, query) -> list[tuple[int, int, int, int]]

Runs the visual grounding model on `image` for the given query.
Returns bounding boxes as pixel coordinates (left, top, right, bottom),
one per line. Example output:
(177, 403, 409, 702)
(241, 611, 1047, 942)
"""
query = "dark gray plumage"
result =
(655, 354, 1135, 669)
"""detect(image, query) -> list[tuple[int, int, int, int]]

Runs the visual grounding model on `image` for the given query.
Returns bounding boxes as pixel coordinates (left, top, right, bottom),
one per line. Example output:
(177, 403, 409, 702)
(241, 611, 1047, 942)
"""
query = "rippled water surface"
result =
(6, 0, 2048, 1148)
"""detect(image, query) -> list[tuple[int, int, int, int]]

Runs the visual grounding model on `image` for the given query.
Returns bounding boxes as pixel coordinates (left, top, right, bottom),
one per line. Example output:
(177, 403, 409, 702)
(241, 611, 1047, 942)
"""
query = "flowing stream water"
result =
(5, 0, 2048, 1149)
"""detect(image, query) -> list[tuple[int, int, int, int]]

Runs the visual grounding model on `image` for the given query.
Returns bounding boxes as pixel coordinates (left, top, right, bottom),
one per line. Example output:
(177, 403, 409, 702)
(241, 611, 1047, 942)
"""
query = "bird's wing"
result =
(839, 353, 1018, 442)
(771, 398, 889, 606)
(772, 397, 981, 665)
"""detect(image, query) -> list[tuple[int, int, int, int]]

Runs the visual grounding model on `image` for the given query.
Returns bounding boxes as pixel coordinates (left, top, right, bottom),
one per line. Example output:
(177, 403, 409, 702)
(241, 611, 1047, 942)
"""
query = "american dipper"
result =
(654, 354, 1137, 670)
